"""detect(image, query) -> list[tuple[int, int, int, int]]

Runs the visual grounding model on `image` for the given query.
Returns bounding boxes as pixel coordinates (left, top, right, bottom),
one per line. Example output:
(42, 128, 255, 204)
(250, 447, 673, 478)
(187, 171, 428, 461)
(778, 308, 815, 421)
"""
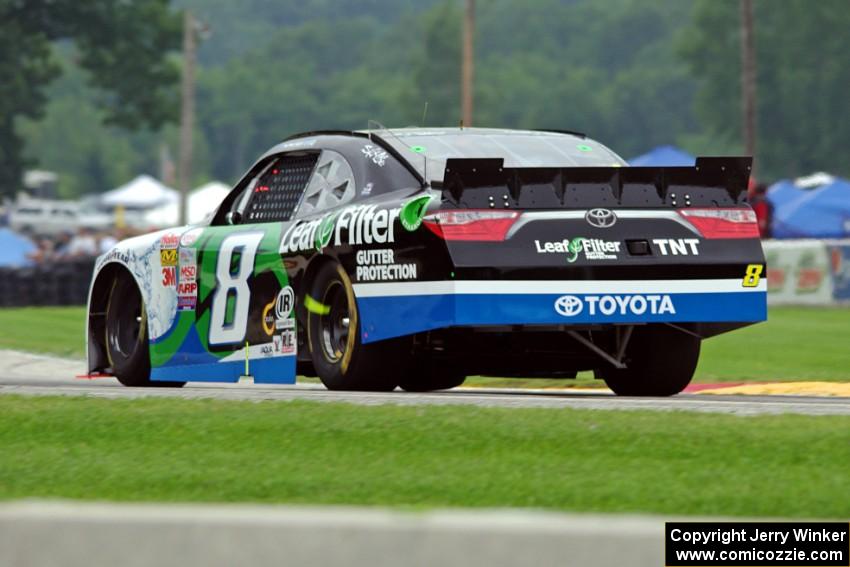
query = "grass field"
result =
(0, 305, 846, 383)
(0, 395, 847, 517)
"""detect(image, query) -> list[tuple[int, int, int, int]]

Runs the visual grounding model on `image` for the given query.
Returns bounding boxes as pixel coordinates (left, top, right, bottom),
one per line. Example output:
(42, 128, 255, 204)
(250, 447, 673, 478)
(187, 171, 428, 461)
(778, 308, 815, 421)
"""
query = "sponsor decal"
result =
(355, 249, 417, 282)
(278, 318, 296, 355)
(399, 195, 432, 232)
(98, 248, 131, 268)
(555, 294, 676, 317)
(280, 204, 401, 254)
(260, 344, 274, 357)
(160, 248, 178, 266)
(176, 248, 197, 311)
(160, 233, 180, 249)
(653, 238, 700, 256)
(275, 286, 295, 328)
(584, 208, 617, 228)
(161, 266, 177, 287)
(262, 300, 276, 336)
(535, 237, 620, 262)
(314, 212, 339, 252)
(554, 295, 583, 316)
(795, 251, 825, 293)
(830, 245, 850, 300)
(180, 228, 203, 247)
(361, 144, 389, 166)
(361, 182, 373, 196)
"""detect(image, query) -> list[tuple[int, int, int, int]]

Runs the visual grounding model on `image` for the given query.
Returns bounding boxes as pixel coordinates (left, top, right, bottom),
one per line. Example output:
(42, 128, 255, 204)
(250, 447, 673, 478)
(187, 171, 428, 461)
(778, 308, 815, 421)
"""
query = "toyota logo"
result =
(554, 295, 583, 317)
(585, 208, 617, 228)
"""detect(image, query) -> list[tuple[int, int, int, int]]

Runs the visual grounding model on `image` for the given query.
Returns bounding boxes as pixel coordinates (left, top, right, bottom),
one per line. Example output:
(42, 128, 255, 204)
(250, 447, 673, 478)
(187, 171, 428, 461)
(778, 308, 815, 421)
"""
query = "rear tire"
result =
(597, 325, 700, 396)
(105, 273, 185, 388)
(307, 262, 402, 391)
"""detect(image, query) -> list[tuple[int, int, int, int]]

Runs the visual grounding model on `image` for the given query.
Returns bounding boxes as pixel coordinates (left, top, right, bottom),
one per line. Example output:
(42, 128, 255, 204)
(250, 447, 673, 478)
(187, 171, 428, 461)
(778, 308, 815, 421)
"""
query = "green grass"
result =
(0, 305, 847, 382)
(696, 307, 850, 382)
(0, 395, 847, 517)
(0, 307, 85, 358)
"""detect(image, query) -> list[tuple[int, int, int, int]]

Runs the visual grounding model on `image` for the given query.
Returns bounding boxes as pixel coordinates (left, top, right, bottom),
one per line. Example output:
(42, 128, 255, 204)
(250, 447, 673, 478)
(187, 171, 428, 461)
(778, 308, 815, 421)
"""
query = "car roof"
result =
(354, 126, 587, 140)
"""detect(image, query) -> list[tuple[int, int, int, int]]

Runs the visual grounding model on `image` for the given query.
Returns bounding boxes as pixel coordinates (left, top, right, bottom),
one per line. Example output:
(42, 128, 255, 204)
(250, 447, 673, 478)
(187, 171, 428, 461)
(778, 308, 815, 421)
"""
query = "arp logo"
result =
(554, 295, 583, 317)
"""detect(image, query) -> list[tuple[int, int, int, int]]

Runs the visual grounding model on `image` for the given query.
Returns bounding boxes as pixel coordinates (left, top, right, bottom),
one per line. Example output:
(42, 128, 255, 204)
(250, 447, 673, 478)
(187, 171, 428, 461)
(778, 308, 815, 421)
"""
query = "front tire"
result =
(105, 273, 184, 388)
(306, 262, 402, 391)
(597, 325, 700, 396)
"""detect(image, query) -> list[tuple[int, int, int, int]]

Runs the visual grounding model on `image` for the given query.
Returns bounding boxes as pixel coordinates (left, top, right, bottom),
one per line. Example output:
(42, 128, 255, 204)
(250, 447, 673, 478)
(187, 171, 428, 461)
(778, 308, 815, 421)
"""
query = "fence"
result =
(763, 239, 850, 305)
(0, 258, 95, 307)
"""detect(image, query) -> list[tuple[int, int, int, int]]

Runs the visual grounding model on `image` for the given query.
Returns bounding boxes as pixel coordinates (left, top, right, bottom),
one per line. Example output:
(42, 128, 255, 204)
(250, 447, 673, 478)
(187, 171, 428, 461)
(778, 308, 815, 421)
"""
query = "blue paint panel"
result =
(358, 291, 767, 343)
(153, 323, 219, 367)
(151, 355, 295, 384)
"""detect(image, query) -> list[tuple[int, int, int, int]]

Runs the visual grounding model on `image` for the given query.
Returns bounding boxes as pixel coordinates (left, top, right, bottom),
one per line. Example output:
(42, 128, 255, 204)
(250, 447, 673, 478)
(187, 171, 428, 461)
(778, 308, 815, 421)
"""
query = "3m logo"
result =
(160, 249, 177, 266)
(161, 266, 176, 287)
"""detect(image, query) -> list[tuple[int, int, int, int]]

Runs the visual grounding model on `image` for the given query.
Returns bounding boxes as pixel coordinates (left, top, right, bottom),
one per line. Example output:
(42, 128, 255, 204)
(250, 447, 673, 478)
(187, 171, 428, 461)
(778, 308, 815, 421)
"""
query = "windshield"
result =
(376, 129, 627, 182)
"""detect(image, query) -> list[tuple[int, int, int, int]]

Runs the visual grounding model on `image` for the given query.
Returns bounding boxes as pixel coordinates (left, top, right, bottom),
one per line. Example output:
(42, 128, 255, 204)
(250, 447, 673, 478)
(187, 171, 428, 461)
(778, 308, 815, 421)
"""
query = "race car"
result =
(86, 127, 766, 396)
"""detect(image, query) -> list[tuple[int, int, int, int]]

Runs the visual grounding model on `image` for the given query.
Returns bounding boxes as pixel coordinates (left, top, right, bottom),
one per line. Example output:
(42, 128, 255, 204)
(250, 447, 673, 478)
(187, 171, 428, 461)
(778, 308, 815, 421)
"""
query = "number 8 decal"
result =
(209, 232, 265, 345)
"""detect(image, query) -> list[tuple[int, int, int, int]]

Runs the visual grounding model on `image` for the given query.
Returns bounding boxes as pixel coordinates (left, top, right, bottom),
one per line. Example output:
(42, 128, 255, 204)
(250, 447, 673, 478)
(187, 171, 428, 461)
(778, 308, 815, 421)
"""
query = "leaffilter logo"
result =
(314, 212, 338, 252)
(566, 237, 585, 263)
(554, 295, 583, 317)
(399, 195, 432, 232)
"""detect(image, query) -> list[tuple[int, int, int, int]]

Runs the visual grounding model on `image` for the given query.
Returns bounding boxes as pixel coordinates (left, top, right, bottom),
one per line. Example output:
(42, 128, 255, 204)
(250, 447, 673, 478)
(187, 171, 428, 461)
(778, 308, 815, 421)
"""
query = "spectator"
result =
(66, 227, 98, 257)
(97, 231, 118, 254)
(749, 183, 772, 238)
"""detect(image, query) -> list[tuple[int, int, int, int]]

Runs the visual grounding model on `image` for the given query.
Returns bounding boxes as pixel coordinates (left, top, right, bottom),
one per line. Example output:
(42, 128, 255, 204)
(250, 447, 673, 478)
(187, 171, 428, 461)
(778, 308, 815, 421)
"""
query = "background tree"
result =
(0, 0, 181, 196)
(680, 0, 850, 179)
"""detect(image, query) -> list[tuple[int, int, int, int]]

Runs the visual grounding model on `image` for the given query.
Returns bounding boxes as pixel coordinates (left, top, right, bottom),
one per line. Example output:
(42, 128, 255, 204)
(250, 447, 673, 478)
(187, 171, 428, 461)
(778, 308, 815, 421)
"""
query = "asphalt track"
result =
(1, 350, 848, 415)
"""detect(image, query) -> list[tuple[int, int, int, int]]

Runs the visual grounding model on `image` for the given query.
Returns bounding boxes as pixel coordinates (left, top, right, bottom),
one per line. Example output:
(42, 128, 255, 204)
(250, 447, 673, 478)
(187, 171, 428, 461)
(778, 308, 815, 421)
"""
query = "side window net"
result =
(244, 153, 318, 223)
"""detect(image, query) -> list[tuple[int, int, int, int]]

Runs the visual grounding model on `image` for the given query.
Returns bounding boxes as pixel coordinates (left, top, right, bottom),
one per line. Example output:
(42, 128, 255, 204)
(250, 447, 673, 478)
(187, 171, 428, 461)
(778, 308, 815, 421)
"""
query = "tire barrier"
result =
(0, 258, 95, 307)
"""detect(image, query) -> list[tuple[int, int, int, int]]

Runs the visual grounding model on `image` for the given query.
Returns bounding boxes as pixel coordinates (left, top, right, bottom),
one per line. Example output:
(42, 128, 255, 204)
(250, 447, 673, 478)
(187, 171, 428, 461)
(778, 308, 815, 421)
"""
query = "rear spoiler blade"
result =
(438, 157, 753, 209)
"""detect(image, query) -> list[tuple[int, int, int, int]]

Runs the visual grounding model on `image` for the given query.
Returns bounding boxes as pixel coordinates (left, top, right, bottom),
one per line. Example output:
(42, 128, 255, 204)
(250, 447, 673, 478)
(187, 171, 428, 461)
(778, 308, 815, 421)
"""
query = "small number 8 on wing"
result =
(742, 264, 763, 287)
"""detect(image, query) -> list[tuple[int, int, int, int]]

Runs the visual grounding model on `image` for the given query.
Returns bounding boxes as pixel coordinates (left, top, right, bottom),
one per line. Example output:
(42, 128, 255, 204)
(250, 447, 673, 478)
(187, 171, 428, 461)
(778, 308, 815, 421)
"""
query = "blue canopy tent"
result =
(768, 176, 850, 238)
(628, 145, 695, 167)
(0, 228, 35, 267)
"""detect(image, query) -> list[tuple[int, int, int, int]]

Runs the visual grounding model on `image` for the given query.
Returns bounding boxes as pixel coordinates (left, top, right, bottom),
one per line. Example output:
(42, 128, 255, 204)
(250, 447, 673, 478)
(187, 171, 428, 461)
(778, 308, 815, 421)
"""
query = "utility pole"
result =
(740, 0, 757, 178)
(178, 10, 196, 226)
(462, 0, 475, 127)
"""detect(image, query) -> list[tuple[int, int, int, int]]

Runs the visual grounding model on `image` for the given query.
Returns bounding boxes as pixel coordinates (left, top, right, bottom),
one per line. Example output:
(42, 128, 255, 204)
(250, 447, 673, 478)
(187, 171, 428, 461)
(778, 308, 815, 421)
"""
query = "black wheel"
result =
(307, 262, 402, 391)
(596, 325, 700, 396)
(105, 273, 185, 388)
(398, 359, 466, 392)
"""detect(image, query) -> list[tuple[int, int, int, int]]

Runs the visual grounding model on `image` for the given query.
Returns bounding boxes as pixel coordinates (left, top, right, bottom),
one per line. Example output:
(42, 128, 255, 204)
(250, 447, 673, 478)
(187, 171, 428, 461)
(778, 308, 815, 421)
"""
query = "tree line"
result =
(4, 0, 849, 198)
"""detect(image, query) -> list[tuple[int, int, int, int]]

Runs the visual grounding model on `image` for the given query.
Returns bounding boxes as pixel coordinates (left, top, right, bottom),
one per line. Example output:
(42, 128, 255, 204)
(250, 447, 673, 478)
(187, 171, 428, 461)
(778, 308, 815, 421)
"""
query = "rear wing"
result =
(438, 157, 752, 209)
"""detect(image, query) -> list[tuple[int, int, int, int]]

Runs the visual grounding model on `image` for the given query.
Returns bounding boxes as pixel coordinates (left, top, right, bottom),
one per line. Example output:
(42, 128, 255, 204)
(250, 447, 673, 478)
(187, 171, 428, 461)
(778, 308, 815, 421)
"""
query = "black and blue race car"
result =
(87, 127, 766, 396)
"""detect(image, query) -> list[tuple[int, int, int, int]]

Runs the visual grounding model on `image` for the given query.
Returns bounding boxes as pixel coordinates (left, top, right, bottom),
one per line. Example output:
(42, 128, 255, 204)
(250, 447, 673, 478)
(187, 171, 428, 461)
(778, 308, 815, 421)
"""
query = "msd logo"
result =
(554, 294, 676, 317)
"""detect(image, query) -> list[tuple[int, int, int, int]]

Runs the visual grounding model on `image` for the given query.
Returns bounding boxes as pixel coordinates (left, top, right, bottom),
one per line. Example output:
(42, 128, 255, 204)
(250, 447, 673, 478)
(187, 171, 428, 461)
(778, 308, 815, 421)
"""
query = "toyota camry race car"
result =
(86, 128, 766, 396)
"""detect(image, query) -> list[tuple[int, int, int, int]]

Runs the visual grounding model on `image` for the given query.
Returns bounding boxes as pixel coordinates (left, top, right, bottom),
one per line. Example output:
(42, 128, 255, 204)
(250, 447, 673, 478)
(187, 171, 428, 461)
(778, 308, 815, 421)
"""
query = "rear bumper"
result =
(354, 279, 767, 343)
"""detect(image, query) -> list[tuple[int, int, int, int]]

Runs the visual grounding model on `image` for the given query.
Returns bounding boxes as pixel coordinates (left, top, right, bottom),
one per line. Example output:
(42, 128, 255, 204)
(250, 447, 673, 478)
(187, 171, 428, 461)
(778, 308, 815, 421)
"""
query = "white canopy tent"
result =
(101, 175, 178, 210)
(144, 181, 231, 227)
